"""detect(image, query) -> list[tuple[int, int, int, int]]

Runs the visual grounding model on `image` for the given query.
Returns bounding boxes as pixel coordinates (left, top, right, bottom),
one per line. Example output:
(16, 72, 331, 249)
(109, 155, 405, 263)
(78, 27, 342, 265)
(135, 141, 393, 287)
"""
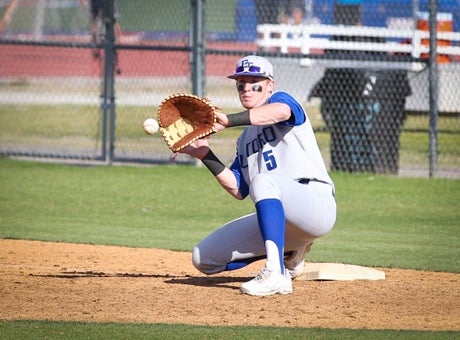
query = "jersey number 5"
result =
(263, 150, 277, 171)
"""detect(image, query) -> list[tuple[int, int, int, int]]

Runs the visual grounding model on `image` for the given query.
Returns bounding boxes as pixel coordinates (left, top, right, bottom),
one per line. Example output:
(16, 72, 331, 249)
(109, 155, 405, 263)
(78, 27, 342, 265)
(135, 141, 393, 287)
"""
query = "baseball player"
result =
(180, 55, 336, 296)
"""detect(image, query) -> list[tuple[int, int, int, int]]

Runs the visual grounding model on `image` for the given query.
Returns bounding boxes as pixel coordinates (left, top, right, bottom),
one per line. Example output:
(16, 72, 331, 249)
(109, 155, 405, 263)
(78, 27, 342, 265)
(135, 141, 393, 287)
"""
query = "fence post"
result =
(428, 0, 438, 177)
(190, 0, 205, 97)
(102, 0, 116, 164)
(189, 0, 206, 167)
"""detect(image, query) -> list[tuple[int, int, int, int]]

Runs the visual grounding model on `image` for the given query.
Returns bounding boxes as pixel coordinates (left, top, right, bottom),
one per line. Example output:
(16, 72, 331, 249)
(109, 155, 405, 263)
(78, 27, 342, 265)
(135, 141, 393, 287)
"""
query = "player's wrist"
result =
(227, 110, 251, 127)
(201, 150, 226, 176)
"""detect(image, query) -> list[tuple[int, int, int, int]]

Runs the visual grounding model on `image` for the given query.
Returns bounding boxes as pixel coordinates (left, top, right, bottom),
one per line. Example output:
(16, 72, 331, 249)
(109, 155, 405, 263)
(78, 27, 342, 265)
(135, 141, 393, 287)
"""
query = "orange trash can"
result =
(417, 11, 453, 63)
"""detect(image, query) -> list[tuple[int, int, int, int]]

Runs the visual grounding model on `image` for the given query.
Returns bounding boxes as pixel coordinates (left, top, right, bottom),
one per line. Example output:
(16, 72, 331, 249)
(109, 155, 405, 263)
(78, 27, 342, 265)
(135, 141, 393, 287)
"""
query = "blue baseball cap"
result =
(228, 55, 274, 80)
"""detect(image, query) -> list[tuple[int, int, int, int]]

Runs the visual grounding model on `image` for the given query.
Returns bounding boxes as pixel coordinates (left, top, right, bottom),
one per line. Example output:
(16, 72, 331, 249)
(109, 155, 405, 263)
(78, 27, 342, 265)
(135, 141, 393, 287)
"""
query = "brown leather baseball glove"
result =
(157, 93, 217, 152)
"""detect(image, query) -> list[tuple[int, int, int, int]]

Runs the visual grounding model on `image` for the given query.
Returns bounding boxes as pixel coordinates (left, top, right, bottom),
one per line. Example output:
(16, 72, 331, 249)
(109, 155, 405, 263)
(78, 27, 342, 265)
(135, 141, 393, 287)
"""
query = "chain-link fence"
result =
(1, 0, 459, 178)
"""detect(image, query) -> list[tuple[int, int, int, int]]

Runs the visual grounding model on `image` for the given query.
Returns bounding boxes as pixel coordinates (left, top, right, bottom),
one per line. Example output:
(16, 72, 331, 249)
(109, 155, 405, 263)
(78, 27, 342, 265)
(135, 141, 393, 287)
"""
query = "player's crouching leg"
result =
(191, 245, 226, 275)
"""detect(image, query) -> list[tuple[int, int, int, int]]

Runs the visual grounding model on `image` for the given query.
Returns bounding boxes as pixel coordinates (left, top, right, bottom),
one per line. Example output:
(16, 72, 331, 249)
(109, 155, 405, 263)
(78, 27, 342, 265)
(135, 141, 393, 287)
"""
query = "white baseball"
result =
(143, 118, 159, 135)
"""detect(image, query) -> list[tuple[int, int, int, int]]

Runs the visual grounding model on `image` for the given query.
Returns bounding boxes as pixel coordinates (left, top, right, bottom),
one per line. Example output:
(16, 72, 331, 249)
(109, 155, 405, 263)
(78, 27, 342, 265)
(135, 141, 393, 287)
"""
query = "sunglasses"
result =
(235, 65, 261, 73)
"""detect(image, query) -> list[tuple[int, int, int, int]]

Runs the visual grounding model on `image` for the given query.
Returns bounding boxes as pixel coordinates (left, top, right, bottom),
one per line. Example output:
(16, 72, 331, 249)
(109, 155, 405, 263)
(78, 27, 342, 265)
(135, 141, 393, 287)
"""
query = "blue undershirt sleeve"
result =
(269, 91, 306, 126)
(229, 157, 249, 199)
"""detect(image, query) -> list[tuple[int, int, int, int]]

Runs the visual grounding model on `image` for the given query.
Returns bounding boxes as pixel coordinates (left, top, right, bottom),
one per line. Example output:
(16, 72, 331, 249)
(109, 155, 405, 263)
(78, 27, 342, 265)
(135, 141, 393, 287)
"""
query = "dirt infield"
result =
(1, 239, 459, 331)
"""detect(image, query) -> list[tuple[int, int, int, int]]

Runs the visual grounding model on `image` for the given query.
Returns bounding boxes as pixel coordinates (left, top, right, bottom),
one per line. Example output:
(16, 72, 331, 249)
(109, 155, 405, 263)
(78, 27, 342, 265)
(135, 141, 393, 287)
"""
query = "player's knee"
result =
(249, 173, 281, 202)
(191, 246, 224, 275)
(191, 245, 205, 272)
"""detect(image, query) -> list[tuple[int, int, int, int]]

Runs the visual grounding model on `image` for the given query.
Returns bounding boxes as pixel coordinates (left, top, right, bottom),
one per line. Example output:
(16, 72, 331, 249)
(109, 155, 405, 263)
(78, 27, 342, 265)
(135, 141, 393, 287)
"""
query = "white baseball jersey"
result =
(191, 91, 336, 275)
(230, 91, 334, 198)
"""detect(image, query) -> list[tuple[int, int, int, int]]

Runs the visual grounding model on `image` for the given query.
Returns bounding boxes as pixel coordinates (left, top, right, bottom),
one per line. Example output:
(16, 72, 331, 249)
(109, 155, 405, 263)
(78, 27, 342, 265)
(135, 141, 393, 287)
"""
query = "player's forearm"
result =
(249, 103, 291, 124)
(216, 168, 244, 200)
(226, 103, 291, 127)
(200, 150, 242, 199)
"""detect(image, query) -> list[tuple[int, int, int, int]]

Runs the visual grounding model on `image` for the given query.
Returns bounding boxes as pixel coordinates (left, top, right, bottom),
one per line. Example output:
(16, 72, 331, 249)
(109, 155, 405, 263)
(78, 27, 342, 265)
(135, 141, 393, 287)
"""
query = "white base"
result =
(299, 262, 385, 281)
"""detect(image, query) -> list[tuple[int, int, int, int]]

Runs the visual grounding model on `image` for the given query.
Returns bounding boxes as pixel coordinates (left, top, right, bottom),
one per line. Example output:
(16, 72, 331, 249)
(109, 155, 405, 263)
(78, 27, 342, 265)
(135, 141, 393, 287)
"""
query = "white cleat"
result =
(284, 242, 313, 279)
(240, 268, 293, 296)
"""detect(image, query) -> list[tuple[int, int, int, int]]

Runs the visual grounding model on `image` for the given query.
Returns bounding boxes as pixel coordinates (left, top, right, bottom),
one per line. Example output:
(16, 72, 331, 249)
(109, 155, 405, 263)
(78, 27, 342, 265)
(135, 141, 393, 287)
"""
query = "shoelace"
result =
(254, 268, 271, 281)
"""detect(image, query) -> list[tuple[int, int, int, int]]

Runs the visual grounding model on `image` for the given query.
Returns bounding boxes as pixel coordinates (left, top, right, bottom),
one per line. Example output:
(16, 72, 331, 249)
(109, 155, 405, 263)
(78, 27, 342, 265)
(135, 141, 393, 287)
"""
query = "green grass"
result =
(317, 172, 460, 271)
(118, 0, 239, 33)
(1, 103, 459, 170)
(2, 2, 459, 337)
(1, 140, 460, 338)
(0, 158, 251, 250)
(1, 157, 459, 272)
(0, 0, 239, 34)
(0, 320, 458, 340)
(0, 104, 99, 139)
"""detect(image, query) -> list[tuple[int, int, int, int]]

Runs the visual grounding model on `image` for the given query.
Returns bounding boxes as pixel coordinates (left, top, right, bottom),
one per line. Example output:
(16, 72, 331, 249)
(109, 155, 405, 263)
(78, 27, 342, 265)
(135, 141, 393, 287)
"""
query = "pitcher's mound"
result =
(299, 262, 386, 281)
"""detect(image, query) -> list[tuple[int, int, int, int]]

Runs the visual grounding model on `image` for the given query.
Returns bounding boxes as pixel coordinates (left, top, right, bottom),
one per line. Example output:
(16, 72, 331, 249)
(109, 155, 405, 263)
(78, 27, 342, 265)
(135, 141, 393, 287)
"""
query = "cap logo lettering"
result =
(241, 59, 252, 72)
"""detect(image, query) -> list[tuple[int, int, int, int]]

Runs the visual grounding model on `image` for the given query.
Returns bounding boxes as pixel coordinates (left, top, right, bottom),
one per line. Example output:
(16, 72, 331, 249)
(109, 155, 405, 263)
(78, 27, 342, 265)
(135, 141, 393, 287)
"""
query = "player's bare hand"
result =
(214, 111, 228, 132)
(178, 138, 210, 159)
